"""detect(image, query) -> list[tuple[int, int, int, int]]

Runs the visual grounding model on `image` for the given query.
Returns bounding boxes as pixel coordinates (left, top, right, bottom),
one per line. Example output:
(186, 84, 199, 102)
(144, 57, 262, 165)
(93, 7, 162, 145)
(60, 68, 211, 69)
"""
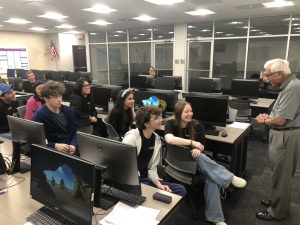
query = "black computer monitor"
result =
(77, 132, 141, 208)
(91, 85, 122, 111)
(7, 69, 15, 77)
(130, 76, 148, 89)
(185, 94, 228, 128)
(30, 144, 94, 225)
(155, 76, 175, 90)
(135, 89, 178, 113)
(231, 79, 260, 99)
(63, 82, 76, 101)
(79, 72, 92, 82)
(189, 77, 214, 93)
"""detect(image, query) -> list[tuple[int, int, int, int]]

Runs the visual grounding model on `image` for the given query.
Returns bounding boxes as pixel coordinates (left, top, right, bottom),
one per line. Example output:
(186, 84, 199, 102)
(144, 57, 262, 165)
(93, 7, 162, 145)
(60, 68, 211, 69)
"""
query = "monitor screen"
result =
(91, 85, 121, 111)
(189, 77, 214, 93)
(130, 76, 148, 89)
(231, 79, 260, 99)
(30, 144, 94, 225)
(185, 94, 228, 128)
(77, 132, 141, 207)
(135, 89, 178, 113)
(155, 76, 175, 90)
(8, 115, 46, 147)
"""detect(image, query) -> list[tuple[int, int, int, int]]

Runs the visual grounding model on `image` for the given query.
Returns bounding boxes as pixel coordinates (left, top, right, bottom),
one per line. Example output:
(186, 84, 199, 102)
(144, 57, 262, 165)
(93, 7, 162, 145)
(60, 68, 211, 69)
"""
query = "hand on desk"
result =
(158, 184, 172, 193)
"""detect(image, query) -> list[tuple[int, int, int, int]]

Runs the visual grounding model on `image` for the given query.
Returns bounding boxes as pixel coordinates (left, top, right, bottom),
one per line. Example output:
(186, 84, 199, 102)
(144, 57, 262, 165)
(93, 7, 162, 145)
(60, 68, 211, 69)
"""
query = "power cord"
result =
(0, 174, 25, 191)
(94, 208, 112, 224)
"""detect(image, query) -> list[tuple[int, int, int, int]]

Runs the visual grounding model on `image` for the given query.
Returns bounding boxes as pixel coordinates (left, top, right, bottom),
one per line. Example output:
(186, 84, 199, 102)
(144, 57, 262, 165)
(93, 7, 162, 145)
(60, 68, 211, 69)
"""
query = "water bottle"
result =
(108, 97, 114, 112)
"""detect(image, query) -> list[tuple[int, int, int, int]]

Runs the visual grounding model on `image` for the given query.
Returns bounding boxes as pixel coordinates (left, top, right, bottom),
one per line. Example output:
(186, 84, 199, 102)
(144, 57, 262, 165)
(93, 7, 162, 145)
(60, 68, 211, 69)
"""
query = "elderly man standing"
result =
(255, 59, 300, 221)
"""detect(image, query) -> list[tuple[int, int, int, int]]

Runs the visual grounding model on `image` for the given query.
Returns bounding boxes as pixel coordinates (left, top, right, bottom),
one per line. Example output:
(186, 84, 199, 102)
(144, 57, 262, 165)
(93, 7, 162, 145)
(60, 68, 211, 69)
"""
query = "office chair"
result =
(102, 117, 121, 141)
(163, 142, 199, 219)
(17, 105, 27, 119)
(228, 99, 252, 122)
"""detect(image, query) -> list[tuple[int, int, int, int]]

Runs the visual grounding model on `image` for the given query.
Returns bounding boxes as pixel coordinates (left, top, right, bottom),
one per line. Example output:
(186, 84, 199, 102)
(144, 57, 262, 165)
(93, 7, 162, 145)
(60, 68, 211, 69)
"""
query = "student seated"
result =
(32, 81, 78, 155)
(24, 82, 44, 120)
(122, 106, 186, 196)
(107, 89, 135, 138)
(148, 66, 156, 76)
(70, 78, 108, 137)
(23, 70, 38, 93)
(164, 101, 247, 225)
(0, 83, 16, 138)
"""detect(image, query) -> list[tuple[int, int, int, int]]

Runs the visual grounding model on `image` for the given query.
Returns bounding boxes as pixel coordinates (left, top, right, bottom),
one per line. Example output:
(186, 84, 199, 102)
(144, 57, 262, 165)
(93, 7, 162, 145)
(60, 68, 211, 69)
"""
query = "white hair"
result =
(264, 58, 291, 75)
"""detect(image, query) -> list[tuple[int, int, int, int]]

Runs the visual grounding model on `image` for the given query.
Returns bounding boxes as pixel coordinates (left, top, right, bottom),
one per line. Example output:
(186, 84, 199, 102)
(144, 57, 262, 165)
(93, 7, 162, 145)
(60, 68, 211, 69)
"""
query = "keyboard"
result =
(101, 184, 146, 206)
(27, 206, 77, 225)
(204, 130, 220, 136)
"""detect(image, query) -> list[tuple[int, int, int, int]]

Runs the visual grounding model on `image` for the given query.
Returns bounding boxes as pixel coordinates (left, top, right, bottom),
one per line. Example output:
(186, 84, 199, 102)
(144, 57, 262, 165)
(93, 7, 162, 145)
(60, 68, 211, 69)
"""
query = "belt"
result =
(271, 127, 300, 131)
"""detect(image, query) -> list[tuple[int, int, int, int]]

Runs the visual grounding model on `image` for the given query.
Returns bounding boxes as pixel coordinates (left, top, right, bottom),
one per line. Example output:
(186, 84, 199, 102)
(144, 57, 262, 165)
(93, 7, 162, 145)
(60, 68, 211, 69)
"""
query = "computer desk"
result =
(204, 122, 251, 178)
(0, 137, 182, 225)
(250, 98, 275, 141)
(15, 91, 33, 106)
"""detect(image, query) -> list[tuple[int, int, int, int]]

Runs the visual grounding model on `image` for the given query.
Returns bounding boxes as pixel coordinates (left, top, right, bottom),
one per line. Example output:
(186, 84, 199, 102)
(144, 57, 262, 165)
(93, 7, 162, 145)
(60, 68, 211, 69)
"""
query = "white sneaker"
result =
(215, 222, 227, 225)
(231, 176, 247, 188)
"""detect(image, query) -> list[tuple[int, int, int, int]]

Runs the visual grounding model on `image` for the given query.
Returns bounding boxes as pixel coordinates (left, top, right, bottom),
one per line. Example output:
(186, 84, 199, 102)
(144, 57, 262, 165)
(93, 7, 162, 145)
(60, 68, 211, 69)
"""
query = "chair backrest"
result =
(164, 143, 197, 185)
(102, 117, 121, 141)
(17, 105, 27, 119)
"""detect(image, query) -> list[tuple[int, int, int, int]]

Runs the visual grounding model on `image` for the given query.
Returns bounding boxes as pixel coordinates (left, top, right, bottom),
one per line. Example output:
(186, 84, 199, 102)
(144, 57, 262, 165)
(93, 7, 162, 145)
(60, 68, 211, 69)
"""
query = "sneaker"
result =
(215, 222, 227, 225)
(231, 176, 247, 188)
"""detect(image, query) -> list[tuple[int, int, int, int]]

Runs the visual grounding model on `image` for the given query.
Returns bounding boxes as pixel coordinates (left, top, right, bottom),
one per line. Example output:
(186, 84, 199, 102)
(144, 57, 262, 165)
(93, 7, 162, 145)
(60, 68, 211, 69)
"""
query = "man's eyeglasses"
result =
(265, 71, 280, 78)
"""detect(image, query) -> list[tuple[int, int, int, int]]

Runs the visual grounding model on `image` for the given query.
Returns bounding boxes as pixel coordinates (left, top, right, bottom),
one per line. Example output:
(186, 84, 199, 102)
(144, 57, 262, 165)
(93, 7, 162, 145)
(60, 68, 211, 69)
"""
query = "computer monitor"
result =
(79, 72, 92, 82)
(77, 132, 141, 208)
(185, 94, 228, 128)
(135, 89, 178, 113)
(30, 144, 94, 225)
(63, 82, 76, 101)
(155, 76, 175, 90)
(91, 85, 122, 110)
(189, 77, 214, 93)
(7, 69, 15, 77)
(231, 79, 260, 99)
(7, 115, 46, 172)
(130, 76, 148, 89)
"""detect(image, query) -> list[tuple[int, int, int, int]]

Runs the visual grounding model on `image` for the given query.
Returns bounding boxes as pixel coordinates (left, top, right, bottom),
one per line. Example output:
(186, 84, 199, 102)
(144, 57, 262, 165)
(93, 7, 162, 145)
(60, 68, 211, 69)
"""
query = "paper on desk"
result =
(100, 202, 160, 225)
(228, 122, 250, 129)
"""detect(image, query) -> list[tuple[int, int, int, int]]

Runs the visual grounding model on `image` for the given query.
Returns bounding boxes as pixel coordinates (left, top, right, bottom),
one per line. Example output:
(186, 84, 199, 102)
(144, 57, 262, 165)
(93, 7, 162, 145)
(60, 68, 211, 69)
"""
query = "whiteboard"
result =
(0, 48, 29, 73)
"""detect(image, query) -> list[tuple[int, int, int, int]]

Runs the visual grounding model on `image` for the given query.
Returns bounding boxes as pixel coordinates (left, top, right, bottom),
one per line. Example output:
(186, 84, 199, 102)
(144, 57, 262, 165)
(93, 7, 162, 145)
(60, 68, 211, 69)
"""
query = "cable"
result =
(93, 208, 112, 224)
(0, 174, 25, 191)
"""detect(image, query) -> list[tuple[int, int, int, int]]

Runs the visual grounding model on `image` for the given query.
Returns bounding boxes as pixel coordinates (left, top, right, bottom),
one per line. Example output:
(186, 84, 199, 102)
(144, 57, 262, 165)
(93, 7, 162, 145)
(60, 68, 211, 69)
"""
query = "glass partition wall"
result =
(89, 14, 300, 90)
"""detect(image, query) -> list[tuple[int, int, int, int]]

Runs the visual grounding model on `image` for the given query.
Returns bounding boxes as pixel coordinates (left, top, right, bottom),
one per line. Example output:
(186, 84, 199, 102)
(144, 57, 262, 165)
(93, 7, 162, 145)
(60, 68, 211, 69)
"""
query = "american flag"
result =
(47, 40, 58, 60)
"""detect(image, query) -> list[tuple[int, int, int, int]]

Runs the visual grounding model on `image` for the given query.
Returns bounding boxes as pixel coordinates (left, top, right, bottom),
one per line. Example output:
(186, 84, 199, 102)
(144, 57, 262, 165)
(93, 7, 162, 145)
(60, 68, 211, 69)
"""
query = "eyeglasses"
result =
(265, 71, 280, 78)
(83, 84, 91, 88)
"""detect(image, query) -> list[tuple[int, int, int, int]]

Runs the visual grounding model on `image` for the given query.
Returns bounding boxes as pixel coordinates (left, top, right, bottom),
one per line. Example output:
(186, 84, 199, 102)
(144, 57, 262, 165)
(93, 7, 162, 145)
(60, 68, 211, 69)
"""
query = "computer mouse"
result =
(220, 131, 228, 137)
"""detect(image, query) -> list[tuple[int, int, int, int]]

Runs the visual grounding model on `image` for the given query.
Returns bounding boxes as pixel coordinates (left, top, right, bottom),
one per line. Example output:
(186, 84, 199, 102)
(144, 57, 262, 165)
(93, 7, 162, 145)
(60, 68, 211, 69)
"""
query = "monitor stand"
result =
(94, 165, 118, 210)
(12, 140, 31, 173)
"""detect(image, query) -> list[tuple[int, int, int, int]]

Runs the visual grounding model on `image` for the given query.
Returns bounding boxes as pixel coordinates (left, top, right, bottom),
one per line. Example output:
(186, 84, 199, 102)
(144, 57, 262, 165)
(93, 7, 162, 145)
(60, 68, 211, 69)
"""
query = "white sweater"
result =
(122, 128, 161, 183)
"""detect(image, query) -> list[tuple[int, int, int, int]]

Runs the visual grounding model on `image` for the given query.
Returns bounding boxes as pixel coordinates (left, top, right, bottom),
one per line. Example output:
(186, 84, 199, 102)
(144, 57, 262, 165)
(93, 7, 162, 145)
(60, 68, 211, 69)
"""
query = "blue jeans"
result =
(0, 132, 12, 140)
(196, 153, 234, 223)
(140, 178, 187, 196)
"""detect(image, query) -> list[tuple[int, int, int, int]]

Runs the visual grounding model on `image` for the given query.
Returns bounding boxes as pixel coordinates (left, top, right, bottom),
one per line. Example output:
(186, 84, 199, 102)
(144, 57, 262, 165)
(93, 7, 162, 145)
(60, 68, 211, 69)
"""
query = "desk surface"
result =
(250, 98, 274, 109)
(0, 137, 182, 225)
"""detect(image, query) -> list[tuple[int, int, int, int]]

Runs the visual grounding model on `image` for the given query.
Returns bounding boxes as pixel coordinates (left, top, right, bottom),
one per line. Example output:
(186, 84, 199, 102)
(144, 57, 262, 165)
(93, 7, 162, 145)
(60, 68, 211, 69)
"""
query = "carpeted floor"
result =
(163, 135, 300, 225)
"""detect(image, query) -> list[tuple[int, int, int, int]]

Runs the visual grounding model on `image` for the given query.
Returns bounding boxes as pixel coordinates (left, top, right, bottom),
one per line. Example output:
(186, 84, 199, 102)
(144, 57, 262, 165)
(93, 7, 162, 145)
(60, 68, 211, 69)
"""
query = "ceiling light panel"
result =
(30, 27, 48, 31)
(185, 9, 215, 16)
(83, 4, 117, 14)
(144, 0, 184, 5)
(56, 24, 76, 29)
(133, 15, 157, 21)
(89, 20, 112, 26)
(38, 12, 68, 20)
(5, 18, 31, 24)
(263, 0, 294, 8)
